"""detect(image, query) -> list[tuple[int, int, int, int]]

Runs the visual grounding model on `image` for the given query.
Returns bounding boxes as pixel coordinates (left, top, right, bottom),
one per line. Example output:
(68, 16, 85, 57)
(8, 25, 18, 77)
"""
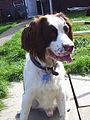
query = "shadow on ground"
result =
(16, 108, 60, 120)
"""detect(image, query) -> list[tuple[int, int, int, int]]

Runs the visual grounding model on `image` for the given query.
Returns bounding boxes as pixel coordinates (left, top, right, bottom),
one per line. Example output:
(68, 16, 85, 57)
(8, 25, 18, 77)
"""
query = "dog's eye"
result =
(48, 25, 58, 41)
(63, 25, 69, 34)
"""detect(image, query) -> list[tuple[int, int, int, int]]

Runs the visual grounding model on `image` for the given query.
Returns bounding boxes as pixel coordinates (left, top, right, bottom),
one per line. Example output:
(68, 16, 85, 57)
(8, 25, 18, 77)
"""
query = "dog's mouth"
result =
(47, 49, 73, 63)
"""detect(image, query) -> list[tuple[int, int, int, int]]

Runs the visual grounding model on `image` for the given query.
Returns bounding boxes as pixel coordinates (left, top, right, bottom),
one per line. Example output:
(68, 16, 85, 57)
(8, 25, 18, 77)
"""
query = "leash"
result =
(68, 73, 90, 120)
(67, 73, 81, 120)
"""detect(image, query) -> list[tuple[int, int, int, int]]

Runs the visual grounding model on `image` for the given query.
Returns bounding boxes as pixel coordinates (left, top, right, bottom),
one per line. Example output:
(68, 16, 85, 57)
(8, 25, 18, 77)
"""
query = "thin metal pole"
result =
(40, 0, 44, 15)
(49, 0, 53, 14)
(67, 73, 82, 120)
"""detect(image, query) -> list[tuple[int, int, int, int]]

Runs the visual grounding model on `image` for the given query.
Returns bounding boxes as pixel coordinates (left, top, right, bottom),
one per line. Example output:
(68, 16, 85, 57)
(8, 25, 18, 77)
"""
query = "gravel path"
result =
(0, 82, 23, 120)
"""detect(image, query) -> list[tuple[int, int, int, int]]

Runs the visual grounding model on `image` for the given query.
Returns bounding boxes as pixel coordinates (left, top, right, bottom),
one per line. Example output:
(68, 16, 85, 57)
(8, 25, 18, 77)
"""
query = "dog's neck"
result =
(30, 54, 59, 76)
(38, 56, 56, 68)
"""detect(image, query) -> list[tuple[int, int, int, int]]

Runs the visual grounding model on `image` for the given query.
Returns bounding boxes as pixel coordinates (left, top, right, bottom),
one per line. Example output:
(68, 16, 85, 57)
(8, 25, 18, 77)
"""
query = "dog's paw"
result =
(15, 111, 20, 119)
(59, 115, 65, 120)
(32, 99, 39, 108)
(59, 113, 69, 120)
(45, 109, 54, 117)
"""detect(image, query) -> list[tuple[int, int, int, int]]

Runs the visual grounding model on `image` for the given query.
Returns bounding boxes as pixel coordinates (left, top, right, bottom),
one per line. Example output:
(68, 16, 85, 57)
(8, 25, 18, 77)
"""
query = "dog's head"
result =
(21, 13, 74, 62)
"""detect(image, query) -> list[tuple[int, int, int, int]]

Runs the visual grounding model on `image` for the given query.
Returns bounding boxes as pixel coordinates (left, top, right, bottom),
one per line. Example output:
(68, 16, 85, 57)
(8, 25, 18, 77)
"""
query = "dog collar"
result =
(30, 54, 59, 76)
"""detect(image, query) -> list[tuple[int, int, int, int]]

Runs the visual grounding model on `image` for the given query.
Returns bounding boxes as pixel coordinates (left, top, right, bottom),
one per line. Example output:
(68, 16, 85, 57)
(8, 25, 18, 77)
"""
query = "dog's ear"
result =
(55, 12, 73, 41)
(21, 21, 37, 52)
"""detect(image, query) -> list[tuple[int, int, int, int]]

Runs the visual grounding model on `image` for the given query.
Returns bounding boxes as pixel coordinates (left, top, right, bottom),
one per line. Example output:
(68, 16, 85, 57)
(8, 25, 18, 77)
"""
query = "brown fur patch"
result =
(21, 13, 73, 61)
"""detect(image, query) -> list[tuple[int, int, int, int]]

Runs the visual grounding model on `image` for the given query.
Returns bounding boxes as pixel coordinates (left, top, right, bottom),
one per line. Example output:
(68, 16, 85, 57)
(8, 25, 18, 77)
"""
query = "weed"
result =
(0, 100, 6, 111)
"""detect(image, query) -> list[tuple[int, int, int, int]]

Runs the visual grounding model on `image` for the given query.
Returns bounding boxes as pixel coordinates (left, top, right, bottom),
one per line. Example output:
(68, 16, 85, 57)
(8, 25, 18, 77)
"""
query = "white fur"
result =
(20, 15, 73, 120)
(20, 54, 68, 120)
(47, 15, 74, 56)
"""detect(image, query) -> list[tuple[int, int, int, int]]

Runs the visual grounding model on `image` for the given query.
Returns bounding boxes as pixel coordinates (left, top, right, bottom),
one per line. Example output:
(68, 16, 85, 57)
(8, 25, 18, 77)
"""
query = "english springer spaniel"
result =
(20, 13, 74, 120)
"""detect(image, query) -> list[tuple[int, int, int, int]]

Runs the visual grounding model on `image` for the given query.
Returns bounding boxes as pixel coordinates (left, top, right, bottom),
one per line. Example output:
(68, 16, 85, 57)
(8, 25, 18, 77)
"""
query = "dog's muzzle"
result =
(48, 44, 74, 63)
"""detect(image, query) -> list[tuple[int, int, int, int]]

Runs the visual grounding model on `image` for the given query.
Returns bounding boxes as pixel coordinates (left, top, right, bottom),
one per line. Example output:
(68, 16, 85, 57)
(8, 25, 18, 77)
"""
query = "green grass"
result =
(65, 36, 90, 75)
(0, 80, 8, 99)
(64, 12, 90, 75)
(0, 100, 6, 111)
(0, 30, 25, 108)
(67, 11, 90, 21)
(0, 21, 22, 34)
(0, 30, 25, 109)
(67, 11, 90, 31)
(72, 23, 90, 31)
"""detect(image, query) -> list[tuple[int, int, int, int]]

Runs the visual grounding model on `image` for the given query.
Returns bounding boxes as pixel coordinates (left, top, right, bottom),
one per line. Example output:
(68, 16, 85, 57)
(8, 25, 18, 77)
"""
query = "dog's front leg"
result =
(56, 91, 67, 120)
(20, 90, 34, 120)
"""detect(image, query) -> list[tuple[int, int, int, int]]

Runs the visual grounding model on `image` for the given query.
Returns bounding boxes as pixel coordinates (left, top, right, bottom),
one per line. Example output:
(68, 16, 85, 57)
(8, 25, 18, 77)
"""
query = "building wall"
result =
(0, 0, 12, 10)
(0, 0, 22, 10)
(0, 0, 25, 23)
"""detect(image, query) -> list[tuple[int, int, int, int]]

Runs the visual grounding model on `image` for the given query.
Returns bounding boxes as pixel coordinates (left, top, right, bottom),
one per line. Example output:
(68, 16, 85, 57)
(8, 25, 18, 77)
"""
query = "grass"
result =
(0, 100, 6, 111)
(0, 20, 22, 34)
(0, 30, 25, 109)
(64, 36, 90, 75)
(67, 11, 90, 31)
(72, 23, 90, 31)
(67, 11, 90, 21)
(64, 11, 90, 75)
(0, 31, 25, 83)
(0, 11, 90, 110)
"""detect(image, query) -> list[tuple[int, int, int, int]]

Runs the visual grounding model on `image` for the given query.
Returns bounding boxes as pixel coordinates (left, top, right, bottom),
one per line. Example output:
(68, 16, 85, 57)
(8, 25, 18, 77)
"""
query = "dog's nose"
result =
(63, 45, 74, 52)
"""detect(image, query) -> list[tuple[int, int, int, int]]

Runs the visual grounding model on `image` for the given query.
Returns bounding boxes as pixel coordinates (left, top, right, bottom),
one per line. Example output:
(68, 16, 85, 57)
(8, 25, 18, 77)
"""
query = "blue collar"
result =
(30, 54, 59, 76)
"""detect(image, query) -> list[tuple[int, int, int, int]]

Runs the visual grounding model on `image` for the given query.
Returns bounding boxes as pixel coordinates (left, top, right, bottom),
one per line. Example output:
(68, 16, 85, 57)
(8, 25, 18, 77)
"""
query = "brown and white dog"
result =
(20, 13, 74, 120)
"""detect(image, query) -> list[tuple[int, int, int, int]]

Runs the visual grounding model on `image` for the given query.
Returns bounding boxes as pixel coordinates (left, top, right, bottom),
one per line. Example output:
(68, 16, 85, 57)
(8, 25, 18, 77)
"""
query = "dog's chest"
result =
(35, 76, 60, 109)
(31, 61, 65, 109)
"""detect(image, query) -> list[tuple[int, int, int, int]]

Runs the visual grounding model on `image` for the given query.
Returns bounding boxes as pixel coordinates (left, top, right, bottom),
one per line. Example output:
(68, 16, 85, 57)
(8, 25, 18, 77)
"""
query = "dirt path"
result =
(0, 82, 23, 120)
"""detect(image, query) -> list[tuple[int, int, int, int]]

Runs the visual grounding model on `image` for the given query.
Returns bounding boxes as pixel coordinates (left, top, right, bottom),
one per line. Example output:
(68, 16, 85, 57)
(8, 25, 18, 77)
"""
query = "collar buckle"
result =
(46, 67, 59, 76)
(30, 54, 59, 76)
